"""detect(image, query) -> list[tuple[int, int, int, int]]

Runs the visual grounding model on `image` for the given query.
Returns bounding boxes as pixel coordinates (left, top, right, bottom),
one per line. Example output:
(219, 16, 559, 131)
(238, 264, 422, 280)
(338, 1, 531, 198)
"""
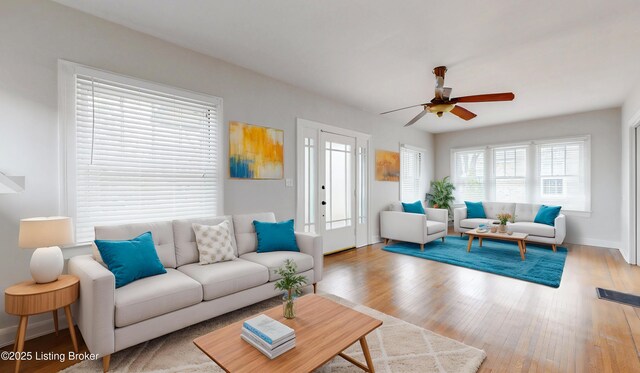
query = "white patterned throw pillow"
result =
(192, 221, 236, 264)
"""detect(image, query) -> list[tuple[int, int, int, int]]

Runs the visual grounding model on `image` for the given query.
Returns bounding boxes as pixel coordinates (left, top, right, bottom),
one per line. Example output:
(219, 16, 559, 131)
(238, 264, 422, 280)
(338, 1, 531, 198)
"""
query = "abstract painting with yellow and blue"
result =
(229, 121, 284, 179)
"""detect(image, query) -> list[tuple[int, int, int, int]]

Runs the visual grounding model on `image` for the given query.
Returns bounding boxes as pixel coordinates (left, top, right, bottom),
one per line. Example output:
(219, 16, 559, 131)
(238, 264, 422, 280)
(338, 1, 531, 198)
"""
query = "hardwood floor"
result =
(2, 238, 639, 372)
(321, 240, 640, 373)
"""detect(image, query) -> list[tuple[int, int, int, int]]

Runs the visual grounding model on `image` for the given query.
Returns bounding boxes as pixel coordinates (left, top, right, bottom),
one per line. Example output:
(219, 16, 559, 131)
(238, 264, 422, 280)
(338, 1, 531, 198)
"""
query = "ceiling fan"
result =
(380, 66, 515, 127)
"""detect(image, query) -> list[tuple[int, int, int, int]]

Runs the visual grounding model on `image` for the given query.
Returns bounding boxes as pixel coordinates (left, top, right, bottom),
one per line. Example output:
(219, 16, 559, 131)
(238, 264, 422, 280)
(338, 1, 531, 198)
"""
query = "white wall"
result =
(619, 85, 640, 264)
(433, 108, 621, 249)
(0, 0, 433, 344)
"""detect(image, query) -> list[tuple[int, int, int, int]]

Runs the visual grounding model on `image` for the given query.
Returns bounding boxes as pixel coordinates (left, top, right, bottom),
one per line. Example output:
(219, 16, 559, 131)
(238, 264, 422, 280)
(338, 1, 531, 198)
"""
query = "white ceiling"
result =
(54, 0, 640, 133)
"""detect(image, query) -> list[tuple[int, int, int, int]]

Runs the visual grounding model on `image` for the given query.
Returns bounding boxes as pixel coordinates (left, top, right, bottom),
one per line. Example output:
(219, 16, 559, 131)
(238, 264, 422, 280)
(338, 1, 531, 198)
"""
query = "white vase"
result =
(30, 246, 64, 283)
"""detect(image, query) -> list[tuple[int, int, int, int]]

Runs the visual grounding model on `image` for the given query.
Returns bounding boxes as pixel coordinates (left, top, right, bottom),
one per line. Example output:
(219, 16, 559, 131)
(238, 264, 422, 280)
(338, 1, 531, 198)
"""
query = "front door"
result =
(319, 131, 356, 253)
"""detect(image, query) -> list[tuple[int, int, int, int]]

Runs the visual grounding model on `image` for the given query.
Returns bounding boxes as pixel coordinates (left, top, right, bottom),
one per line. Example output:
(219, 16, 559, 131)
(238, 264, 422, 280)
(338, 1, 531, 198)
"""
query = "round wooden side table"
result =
(4, 274, 79, 373)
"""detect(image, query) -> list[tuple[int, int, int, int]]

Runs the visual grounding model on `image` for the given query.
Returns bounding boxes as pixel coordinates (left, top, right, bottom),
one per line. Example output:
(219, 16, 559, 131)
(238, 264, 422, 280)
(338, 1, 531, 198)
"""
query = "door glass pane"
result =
(358, 146, 367, 224)
(325, 141, 352, 231)
(304, 137, 315, 233)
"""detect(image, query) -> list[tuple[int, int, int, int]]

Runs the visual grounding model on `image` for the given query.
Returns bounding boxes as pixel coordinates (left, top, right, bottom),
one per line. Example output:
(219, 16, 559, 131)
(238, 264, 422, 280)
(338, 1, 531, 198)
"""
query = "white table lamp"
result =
(18, 217, 74, 283)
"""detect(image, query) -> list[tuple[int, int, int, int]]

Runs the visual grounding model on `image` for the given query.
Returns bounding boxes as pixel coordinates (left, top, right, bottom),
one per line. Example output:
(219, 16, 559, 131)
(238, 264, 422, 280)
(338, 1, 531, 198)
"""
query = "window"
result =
(452, 149, 485, 202)
(303, 137, 316, 233)
(61, 63, 222, 242)
(451, 137, 590, 212)
(400, 146, 423, 202)
(492, 146, 527, 202)
(536, 141, 587, 211)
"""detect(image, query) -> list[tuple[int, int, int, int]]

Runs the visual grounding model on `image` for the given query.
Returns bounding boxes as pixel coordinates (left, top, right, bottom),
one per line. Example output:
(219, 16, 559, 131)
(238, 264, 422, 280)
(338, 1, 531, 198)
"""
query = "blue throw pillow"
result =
(94, 232, 167, 288)
(534, 205, 562, 226)
(465, 201, 486, 219)
(402, 201, 425, 214)
(253, 219, 299, 253)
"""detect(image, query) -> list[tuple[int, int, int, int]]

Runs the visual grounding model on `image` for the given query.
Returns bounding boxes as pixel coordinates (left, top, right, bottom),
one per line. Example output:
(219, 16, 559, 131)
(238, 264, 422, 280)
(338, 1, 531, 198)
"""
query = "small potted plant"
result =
(495, 213, 512, 233)
(274, 259, 308, 319)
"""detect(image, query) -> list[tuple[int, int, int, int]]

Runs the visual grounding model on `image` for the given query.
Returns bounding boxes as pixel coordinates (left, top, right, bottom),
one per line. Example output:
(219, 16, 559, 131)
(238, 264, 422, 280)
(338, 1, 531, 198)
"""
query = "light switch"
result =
(285, 178, 294, 187)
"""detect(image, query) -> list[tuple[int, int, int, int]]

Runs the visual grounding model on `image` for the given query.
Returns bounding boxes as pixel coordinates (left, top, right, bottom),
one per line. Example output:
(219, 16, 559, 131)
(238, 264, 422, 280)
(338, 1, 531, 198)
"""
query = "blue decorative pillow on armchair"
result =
(402, 201, 425, 214)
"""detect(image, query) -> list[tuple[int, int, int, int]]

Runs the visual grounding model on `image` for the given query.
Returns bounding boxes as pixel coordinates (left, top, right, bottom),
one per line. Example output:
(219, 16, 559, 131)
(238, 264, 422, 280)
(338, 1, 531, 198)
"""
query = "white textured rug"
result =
(63, 294, 486, 373)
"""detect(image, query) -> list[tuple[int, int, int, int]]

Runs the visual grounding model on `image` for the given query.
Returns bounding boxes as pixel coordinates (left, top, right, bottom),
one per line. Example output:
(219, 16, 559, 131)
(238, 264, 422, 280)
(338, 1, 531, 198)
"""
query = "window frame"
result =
(400, 144, 424, 203)
(450, 136, 591, 215)
(58, 60, 224, 243)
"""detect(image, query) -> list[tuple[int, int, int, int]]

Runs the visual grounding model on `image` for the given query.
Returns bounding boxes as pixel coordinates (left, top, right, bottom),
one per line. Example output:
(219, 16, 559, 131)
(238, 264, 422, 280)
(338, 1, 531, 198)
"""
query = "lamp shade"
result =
(18, 216, 74, 249)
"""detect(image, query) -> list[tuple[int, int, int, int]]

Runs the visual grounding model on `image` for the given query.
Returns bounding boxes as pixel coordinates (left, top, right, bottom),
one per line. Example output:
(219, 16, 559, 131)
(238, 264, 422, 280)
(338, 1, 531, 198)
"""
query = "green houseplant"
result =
(274, 259, 308, 319)
(425, 176, 456, 219)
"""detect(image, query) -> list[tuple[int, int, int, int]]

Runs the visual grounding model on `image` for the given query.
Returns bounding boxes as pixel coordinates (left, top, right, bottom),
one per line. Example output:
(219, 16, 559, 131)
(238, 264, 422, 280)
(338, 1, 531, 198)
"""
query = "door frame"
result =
(632, 117, 640, 265)
(296, 118, 371, 251)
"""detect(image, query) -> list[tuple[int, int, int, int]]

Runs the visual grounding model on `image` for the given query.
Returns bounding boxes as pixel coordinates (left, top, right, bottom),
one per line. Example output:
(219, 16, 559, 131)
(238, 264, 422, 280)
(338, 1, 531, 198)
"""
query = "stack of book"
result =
(241, 314, 296, 359)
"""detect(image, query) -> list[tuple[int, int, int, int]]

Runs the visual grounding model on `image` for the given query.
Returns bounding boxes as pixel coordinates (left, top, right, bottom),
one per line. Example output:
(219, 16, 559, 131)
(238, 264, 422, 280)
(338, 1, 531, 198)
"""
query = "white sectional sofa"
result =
(454, 202, 566, 250)
(380, 202, 449, 250)
(68, 212, 322, 371)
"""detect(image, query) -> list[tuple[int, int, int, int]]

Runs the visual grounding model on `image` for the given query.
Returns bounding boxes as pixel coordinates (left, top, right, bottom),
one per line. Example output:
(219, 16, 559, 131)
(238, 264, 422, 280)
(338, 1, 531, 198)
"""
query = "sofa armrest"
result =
(425, 208, 448, 224)
(453, 207, 467, 232)
(68, 255, 116, 357)
(380, 211, 427, 244)
(295, 232, 323, 283)
(554, 214, 566, 244)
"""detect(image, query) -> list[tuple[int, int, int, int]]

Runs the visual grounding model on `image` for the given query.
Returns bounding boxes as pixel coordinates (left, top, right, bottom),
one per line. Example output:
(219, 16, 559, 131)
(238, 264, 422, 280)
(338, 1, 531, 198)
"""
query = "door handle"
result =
(321, 201, 326, 205)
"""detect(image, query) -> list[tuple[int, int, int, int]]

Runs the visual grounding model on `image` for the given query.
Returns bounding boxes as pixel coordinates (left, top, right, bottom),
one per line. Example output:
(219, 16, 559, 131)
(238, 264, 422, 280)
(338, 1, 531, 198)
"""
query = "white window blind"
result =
(400, 146, 422, 202)
(492, 146, 527, 202)
(452, 149, 485, 202)
(536, 141, 587, 211)
(451, 137, 590, 212)
(71, 73, 221, 242)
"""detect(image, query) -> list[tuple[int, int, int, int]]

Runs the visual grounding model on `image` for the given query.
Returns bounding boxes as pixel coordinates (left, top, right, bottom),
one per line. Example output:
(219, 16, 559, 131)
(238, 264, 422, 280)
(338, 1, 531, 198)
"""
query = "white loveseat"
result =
(380, 202, 449, 250)
(453, 202, 566, 250)
(68, 212, 322, 371)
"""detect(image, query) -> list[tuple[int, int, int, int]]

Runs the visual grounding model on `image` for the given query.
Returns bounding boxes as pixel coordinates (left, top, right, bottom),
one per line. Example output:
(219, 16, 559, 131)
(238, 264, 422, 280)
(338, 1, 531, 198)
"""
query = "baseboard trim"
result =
(0, 311, 70, 349)
(566, 238, 620, 249)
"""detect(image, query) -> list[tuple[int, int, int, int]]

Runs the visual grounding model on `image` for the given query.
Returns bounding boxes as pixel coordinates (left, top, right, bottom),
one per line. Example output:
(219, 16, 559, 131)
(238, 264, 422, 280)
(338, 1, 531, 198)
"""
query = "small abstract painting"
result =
(375, 150, 400, 181)
(229, 121, 284, 179)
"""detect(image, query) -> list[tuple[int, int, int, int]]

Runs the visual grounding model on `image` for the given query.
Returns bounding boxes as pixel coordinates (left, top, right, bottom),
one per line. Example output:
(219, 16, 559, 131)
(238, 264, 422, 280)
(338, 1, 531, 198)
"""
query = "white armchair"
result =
(380, 202, 448, 250)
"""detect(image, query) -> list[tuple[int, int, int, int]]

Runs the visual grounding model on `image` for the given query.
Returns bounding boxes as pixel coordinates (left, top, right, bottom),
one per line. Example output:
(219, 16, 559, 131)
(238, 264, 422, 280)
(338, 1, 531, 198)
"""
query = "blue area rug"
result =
(383, 235, 568, 287)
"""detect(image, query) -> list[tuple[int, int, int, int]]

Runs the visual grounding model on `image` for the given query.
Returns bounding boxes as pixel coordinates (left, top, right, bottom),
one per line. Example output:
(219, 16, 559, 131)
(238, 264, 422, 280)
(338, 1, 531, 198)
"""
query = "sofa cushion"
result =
(460, 218, 494, 229)
(114, 268, 202, 327)
(94, 232, 167, 288)
(426, 220, 446, 234)
(193, 221, 236, 264)
(482, 202, 516, 220)
(173, 216, 237, 267)
(254, 219, 299, 253)
(95, 220, 176, 268)
(402, 201, 425, 214)
(178, 259, 269, 301)
(514, 203, 542, 222)
(508, 222, 555, 238)
(464, 201, 486, 218)
(388, 202, 403, 212)
(534, 205, 562, 226)
(240, 251, 314, 281)
(233, 212, 277, 255)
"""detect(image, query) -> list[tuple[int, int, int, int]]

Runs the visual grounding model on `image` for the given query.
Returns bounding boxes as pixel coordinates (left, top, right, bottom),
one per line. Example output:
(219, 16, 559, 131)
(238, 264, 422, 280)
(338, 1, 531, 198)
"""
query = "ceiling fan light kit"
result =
(381, 66, 515, 127)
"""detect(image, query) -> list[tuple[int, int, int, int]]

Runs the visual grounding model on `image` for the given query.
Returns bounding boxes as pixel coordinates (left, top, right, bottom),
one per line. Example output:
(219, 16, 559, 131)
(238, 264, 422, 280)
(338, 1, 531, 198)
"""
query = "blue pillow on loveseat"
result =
(94, 231, 166, 288)
(253, 219, 299, 253)
(464, 201, 486, 219)
(534, 205, 562, 226)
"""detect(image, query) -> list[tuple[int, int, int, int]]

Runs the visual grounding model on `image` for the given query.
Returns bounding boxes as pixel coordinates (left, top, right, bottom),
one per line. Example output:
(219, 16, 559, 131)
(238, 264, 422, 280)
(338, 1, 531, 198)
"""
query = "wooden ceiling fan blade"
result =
(450, 105, 477, 121)
(404, 109, 428, 127)
(451, 92, 515, 103)
(380, 103, 427, 115)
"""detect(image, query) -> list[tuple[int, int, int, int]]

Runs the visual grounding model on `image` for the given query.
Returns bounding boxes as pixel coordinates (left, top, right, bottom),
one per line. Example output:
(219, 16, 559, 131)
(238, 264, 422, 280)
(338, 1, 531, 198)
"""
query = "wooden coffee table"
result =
(465, 227, 529, 260)
(194, 294, 382, 373)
